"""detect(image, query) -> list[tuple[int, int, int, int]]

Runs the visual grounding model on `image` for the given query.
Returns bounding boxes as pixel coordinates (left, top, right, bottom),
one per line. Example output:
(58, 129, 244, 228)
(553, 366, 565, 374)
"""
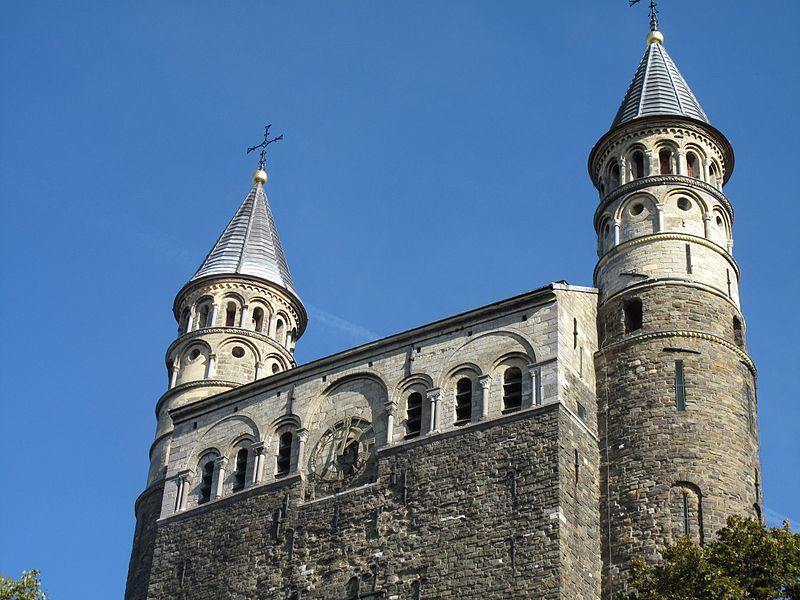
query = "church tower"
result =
(125, 159, 307, 599)
(590, 20, 761, 598)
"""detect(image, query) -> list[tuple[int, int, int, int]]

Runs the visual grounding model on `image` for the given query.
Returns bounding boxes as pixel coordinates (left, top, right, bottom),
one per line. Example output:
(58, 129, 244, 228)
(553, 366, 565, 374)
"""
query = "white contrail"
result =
(307, 304, 378, 343)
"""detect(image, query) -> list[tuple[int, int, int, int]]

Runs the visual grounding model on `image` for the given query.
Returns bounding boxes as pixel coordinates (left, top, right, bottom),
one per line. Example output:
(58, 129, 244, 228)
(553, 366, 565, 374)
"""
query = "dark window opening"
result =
(405, 392, 423, 438)
(455, 378, 473, 425)
(574, 449, 580, 484)
(199, 461, 214, 504)
(746, 386, 755, 435)
(252, 307, 264, 332)
(675, 360, 687, 411)
(685, 244, 693, 274)
(180, 309, 191, 334)
(733, 317, 744, 350)
(610, 163, 621, 188)
(682, 491, 691, 535)
(232, 448, 248, 492)
(276, 432, 292, 477)
(631, 151, 645, 179)
(225, 302, 237, 327)
(502, 367, 523, 412)
(198, 304, 210, 329)
(577, 402, 586, 422)
(659, 149, 673, 174)
(686, 152, 699, 178)
(623, 298, 643, 333)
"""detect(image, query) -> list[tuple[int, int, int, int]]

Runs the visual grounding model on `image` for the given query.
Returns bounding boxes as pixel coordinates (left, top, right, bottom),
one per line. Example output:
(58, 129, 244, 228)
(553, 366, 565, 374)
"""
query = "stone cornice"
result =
(599, 329, 756, 375)
(593, 175, 734, 228)
(594, 232, 740, 280)
(155, 379, 240, 418)
(164, 327, 295, 363)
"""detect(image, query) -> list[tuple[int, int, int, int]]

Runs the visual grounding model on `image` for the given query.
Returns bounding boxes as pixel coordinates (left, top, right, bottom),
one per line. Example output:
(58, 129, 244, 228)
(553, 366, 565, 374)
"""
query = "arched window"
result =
(232, 448, 248, 492)
(709, 162, 720, 187)
(180, 308, 191, 334)
(733, 317, 744, 349)
(225, 302, 237, 327)
(198, 304, 210, 329)
(670, 483, 703, 543)
(608, 162, 621, 189)
(405, 392, 423, 439)
(686, 152, 699, 178)
(272, 363, 280, 375)
(275, 319, 286, 345)
(631, 150, 645, 179)
(502, 367, 522, 412)
(455, 378, 472, 425)
(659, 149, 673, 174)
(199, 460, 214, 504)
(251, 307, 264, 333)
(623, 298, 643, 333)
(276, 432, 292, 477)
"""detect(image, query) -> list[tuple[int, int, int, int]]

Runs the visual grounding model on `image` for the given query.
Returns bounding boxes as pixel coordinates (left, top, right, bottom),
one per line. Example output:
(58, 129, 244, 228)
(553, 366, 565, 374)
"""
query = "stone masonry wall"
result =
(146, 406, 587, 599)
(125, 483, 164, 600)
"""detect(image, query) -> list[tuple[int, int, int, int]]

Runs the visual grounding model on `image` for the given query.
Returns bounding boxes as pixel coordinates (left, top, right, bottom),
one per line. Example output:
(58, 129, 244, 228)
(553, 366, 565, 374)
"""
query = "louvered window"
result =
(232, 448, 248, 492)
(199, 461, 214, 504)
(276, 432, 293, 477)
(405, 392, 423, 438)
(455, 378, 472, 425)
(503, 367, 523, 412)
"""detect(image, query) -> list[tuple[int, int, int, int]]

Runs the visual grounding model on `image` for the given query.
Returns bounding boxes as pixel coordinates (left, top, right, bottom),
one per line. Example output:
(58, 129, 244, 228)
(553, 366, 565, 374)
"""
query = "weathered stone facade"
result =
(125, 27, 764, 600)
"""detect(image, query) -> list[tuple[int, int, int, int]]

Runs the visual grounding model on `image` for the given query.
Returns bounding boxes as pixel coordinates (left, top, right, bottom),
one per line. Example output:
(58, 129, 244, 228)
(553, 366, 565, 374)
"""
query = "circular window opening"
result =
(716, 215, 723, 226)
(189, 348, 201, 360)
(232, 346, 245, 358)
(630, 203, 644, 216)
(677, 197, 692, 211)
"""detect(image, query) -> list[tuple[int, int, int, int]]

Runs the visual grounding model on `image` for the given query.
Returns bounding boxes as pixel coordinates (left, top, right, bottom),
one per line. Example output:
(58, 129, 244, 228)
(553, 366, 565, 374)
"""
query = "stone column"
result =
(239, 304, 250, 329)
(613, 223, 621, 246)
(528, 365, 541, 407)
(175, 469, 194, 512)
(676, 149, 686, 175)
(205, 353, 216, 379)
(187, 305, 196, 333)
(208, 303, 219, 328)
(645, 150, 655, 176)
(294, 428, 309, 474)
(702, 161, 710, 183)
(478, 375, 492, 420)
(213, 456, 228, 500)
(656, 203, 665, 232)
(251, 442, 267, 485)
(426, 389, 441, 433)
(384, 401, 397, 445)
(268, 314, 276, 337)
(618, 155, 628, 184)
(169, 360, 178, 389)
(703, 215, 712, 239)
(254, 361, 263, 380)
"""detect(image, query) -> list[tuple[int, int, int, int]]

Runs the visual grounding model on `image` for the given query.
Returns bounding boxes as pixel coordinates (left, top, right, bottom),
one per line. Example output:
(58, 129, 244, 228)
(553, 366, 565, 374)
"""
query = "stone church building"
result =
(125, 22, 762, 600)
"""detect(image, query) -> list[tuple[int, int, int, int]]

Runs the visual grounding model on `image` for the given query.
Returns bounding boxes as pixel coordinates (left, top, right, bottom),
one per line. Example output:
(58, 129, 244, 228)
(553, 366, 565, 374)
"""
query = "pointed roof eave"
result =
(609, 40, 708, 131)
(189, 180, 302, 304)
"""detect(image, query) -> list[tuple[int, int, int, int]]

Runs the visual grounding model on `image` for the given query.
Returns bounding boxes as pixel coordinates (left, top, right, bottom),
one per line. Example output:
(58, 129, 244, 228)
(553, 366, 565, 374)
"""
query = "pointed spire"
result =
(190, 174, 300, 300)
(609, 30, 708, 131)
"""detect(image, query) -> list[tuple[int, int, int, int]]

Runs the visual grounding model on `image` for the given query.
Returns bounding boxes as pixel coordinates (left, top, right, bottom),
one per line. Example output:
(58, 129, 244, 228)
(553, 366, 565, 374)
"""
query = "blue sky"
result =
(1, 1, 798, 597)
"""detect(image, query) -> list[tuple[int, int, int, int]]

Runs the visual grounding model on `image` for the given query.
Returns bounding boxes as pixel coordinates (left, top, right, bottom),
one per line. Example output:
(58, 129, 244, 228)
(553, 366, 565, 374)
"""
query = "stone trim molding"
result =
(594, 174, 734, 226)
(165, 327, 295, 363)
(594, 232, 740, 280)
(598, 278, 744, 316)
(155, 379, 240, 418)
(599, 329, 756, 375)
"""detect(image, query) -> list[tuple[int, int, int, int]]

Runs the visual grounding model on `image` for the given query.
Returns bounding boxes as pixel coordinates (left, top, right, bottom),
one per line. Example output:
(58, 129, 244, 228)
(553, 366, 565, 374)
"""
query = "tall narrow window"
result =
(198, 304, 210, 329)
(232, 448, 248, 492)
(610, 163, 621, 188)
(455, 378, 473, 425)
(623, 298, 643, 333)
(659, 149, 673, 174)
(276, 432, 293, 477)
(405, 392, 422, 438)
(252, 307, 264, 333)
(199, 461, 214, 504)
(686, 152, 699, 178)
(682, 491, 691, 535)
(675, 360, 687, 411)
(502, 367, 522, 412)
(746, 386, 755, 435)
(180, 308, 191, 334)
(225, 302, 237, 327)
(685, 244, 693, 274)
(733, 317, 744, 349)
(631, 150, 645, 179)
(275, 319, 286, 345)
(709, 163, 719, 187)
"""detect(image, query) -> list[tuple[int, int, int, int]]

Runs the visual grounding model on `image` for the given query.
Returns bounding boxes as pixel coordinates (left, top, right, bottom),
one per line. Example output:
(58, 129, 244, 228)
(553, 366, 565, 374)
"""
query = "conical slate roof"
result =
(191, 181, 299, 299)
(610, 40, 708, 130)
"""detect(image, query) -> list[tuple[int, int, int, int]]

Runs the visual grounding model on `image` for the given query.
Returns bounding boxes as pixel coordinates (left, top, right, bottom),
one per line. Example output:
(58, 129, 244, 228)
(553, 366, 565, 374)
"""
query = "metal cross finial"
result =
(629, 0, 659, 31)
(247, 124, 284, 170)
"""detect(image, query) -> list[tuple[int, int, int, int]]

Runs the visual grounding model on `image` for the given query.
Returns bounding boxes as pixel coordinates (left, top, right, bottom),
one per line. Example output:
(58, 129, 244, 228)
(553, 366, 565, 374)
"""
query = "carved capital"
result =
(252, 441, 267, 455)
(296, 428, 310, 442)
(384, 400, 398, 414)
(214, 456, 228, 468)
(478, 374, 492, 390)
(426, 388, 442, 403)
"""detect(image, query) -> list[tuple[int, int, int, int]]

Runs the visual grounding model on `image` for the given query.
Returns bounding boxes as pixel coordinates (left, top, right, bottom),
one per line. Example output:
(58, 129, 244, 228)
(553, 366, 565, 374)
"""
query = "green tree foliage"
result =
(625, 516, 800, 600)
(0, 570, 46, 600)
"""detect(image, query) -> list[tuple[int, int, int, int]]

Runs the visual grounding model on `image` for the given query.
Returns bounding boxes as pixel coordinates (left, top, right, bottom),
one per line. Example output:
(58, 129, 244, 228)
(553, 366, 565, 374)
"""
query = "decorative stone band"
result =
(165, 327, 296, 363)
(600, 329, 756, 375)
(154, 379, 240, 418)
(594, 232, 740, 280)
(594, 174, 733, 226)
(598, 277, 743, 317)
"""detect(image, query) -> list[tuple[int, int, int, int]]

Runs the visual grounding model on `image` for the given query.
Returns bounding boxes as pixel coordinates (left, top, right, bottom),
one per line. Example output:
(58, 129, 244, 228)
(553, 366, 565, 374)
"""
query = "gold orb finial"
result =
(252, 168, 268, 184)
(646, 30, 664, 45)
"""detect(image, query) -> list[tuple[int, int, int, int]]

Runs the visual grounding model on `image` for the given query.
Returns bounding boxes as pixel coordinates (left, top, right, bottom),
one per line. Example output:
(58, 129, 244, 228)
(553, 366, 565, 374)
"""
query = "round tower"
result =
(125, 163, 306, 600)
(590, 26, 761, 598)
